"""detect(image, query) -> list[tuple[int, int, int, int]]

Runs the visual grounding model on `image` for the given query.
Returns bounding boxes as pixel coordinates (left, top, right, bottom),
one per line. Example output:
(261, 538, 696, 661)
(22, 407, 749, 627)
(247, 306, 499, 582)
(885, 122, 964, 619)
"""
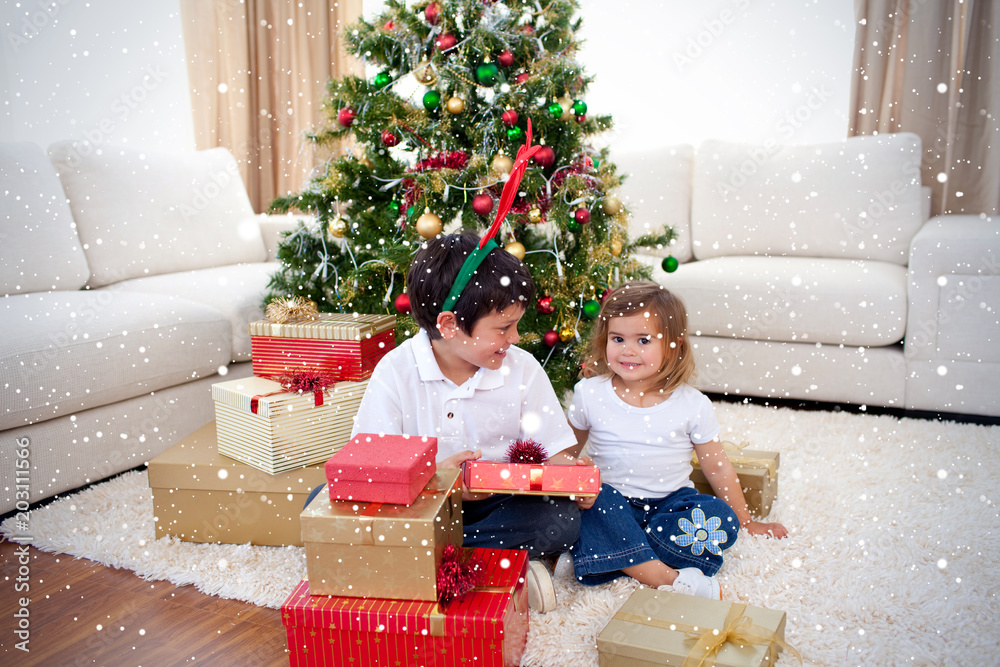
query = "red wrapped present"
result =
(302, 469, 462, 600)
(283, 548, 529, 667)
(325, 433, 437, 506)
(249, 312, 396, 381)
(463, 460, 601, 497)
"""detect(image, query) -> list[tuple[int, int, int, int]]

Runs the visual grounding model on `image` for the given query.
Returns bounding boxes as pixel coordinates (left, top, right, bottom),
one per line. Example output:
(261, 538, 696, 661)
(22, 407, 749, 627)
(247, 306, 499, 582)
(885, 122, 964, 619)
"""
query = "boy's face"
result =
(452, 303, 526, 372)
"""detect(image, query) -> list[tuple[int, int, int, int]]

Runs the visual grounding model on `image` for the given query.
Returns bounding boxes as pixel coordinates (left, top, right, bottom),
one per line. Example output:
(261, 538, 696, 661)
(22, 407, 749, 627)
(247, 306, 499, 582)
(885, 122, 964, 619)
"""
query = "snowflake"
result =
(675, 508, 728, 556)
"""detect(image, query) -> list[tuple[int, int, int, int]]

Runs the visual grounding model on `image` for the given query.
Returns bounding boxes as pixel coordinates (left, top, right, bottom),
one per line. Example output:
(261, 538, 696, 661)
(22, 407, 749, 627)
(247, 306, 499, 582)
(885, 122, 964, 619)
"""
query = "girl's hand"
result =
(744, 520, 788, 539)
(573, 455, 598, 509)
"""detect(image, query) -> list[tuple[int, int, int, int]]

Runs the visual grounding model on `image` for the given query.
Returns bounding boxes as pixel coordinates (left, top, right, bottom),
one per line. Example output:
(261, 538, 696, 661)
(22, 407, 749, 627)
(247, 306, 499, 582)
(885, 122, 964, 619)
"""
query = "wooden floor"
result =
(0, 539, 288, 666)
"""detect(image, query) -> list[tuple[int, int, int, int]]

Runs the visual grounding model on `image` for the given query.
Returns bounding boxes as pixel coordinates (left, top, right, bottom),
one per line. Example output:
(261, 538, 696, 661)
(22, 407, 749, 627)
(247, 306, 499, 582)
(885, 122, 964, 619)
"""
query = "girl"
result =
(566, 281, 787, 599)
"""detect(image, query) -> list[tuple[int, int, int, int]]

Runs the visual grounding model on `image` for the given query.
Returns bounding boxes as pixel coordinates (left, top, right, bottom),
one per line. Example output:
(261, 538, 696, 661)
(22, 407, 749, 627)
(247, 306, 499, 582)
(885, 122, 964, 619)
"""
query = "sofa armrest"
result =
(256, 214, 317, 261)
(905, 214, 1000, 361)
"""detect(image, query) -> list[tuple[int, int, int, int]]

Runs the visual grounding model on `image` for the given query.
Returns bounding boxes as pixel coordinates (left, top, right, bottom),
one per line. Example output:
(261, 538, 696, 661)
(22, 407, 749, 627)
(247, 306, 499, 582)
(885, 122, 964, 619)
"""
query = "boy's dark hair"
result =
(407, 231, 535, 339)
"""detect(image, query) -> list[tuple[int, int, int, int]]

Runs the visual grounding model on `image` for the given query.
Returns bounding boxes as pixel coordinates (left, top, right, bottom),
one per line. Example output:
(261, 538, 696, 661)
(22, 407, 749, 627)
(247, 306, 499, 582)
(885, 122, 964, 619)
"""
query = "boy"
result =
(351, 231, 589, 612)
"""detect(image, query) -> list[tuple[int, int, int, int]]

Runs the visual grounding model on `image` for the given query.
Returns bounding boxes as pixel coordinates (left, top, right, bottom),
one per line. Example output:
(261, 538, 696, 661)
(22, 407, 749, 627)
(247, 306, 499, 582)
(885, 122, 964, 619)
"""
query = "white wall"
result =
(576, 0, 856, 152)
(0, 0, 195, 152)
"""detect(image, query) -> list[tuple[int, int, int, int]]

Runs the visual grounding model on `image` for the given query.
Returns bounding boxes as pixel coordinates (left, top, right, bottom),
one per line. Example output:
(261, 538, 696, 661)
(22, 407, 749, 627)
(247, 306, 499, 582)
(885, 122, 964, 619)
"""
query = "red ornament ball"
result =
(435, 32, 457, 52)
(337, 106, 355, 127)
(383, 20, 395, 30)
(536, 296, 555, 314)
(532, 145, 555, 169)
(394, 293, 411, 314)
(425, 1, 441, 24)
(472, 193, 494, 216)
(497, 50, 515, 67)
(574, 208, 591, 224)
(501, 109, 519, 127)
(543, 329, 560, 347)
(381, 129, 400, 147)
(514, 72, 530, 85)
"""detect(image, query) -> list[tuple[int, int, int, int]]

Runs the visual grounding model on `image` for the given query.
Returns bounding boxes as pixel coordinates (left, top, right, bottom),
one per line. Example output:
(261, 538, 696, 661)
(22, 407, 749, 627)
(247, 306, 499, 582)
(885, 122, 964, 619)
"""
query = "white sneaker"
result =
(661, 567, 722, 600)
(553, 551, 575, 580)
(526, 560, 557, 613)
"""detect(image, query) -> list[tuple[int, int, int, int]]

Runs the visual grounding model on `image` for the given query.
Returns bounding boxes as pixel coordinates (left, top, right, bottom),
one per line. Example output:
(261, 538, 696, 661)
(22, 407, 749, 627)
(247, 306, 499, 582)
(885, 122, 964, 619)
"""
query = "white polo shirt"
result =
(351, 330, 577, 462)
(568, 376, 720, 498)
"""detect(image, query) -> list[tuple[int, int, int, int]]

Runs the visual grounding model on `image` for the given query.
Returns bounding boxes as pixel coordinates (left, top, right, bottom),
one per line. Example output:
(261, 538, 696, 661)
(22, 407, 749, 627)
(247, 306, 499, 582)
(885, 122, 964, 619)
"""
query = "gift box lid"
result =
(597, 588, 788, 667)
(283, 548, 527, 639)
(249, 313, 396, 340)
(325, 432, 437, 503)
(301, 468, 461, 547)
(211, 376, 367, 419)
(147, 422, 327, 494)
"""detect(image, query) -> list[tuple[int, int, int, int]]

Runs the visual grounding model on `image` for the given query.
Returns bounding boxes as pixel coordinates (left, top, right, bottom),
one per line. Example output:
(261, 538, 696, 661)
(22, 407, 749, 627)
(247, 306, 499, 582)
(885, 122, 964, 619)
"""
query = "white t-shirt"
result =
(351, 330, 577, 462)
(568, 376, 720, 498)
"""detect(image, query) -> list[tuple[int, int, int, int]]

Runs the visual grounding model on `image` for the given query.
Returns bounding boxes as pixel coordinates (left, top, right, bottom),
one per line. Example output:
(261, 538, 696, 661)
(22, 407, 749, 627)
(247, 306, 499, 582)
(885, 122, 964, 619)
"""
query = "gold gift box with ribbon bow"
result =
(597, 588, 800, 667)
(689, 442, 779, 518)
(300, 468, 463, 601)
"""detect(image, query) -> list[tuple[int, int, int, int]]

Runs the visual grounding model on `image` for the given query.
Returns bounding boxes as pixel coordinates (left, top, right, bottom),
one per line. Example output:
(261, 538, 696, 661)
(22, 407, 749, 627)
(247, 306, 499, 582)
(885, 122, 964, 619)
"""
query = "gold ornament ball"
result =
(328, 218, 348, 238)
(528, 207, 542, 223)
(415, 210, 444, 238)
(558, 96, 574, 121)
(559, 326, 575, 342)
(602, 195, 623, 215)
(445, 96, 465, 114)
(491, 154, 513, 176)
(505, 241, 526, 260)
(414, 60, 436, 85)
(610, 239, 623, 256)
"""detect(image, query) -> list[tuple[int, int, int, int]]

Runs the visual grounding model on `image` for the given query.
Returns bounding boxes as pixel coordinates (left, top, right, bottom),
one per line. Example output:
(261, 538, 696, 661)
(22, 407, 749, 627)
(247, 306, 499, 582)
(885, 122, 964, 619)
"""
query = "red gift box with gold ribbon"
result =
(249, 313, 395, 381)
(282, 548, 529, 667)
(463, 460, 601, 497)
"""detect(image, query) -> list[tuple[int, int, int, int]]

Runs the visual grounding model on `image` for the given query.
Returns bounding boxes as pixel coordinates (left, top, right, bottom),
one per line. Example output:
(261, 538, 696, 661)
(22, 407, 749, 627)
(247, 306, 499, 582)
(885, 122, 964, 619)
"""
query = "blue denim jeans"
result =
(463, 494, 581, 559)
(573, 484, 739, 585)
(304, 486, 580, 559)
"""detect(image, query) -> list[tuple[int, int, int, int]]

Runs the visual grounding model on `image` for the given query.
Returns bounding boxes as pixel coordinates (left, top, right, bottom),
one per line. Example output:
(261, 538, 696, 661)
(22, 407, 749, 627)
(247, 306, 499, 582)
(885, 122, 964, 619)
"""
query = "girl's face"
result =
(605, 312, 666, 388)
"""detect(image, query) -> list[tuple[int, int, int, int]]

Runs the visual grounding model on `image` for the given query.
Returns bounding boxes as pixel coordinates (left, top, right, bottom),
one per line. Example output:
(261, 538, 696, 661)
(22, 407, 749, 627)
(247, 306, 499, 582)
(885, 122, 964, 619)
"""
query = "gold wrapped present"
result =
(301, 468, 463, 601)
(597, 588, 799, 666)
(690, 442, 779, 517)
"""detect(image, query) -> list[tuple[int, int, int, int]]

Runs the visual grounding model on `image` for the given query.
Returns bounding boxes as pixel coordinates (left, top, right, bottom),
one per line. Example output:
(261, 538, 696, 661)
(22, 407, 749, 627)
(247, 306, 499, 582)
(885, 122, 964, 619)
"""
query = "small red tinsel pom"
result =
(437, 544, 482, 605)
(505, 439, 549, 464)
(279, 370, 337, 394)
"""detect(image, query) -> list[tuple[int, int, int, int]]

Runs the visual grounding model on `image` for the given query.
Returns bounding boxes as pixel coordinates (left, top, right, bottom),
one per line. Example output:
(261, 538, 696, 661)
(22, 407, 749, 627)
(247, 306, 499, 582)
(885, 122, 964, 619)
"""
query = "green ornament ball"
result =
(547, 102, 564, 119)
(662, 255, 680, 273)
(475, 63, 500, 86)
(572, 99, 588, 116)
(582, 299, 601, 319)
(372, 71, 391, 88)
(567, 220, 582, 233)
(406, 205, 417, 220)
(422, 89, 442, 111)
(506, 125, 524, 141)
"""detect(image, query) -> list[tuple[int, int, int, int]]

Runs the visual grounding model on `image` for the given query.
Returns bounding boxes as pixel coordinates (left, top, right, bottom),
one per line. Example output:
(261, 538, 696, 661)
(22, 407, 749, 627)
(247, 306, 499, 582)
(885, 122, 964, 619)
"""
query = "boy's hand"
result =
(744, 520, 788, 539)
(440, 449, 492, 501)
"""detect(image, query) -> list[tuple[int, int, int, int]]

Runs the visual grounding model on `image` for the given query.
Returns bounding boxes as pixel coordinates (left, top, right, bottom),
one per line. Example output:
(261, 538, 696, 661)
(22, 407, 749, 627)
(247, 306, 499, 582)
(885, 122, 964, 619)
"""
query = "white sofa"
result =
(0, 141, 299, 513)
(617, 132, 999, 418)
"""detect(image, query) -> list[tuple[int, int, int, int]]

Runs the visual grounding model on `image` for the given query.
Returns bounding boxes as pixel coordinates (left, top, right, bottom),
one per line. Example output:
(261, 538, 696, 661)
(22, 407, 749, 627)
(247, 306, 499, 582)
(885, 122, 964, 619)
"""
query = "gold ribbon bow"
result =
(679, 602, 801, 667)
(264, 296, 318, 324)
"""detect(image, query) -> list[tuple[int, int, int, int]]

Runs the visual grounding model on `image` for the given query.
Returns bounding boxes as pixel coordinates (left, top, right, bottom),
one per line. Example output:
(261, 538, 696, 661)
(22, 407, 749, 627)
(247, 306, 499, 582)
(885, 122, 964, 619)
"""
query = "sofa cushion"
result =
(642, 255, 908, 347)
(614, 145, 694, 263)
(691, 133, 924, 264)
(1, 290, 232, 430)
(103, 262, 279, 362)
(1, 142, 91, 295)
(48, 142, 267, 288)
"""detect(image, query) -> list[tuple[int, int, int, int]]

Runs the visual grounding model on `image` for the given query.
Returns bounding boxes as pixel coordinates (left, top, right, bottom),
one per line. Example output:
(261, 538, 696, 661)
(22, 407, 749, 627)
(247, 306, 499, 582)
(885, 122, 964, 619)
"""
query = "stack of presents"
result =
(147, 299, 795, 665)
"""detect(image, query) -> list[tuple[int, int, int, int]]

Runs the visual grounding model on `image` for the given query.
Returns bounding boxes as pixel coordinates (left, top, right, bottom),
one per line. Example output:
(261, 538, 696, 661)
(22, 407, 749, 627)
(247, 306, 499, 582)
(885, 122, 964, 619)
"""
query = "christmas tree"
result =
(265, 0, 674, 398)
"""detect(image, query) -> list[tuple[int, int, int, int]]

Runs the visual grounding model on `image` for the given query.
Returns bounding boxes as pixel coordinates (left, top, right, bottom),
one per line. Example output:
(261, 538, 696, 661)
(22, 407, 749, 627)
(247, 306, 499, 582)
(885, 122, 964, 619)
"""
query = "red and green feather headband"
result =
(441, 118, 542, 313)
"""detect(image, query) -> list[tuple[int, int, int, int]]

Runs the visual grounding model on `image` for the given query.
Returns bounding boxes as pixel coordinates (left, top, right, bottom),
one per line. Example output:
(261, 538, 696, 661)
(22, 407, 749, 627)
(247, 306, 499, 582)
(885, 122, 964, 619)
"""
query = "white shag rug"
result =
(4, 402, 999, 666)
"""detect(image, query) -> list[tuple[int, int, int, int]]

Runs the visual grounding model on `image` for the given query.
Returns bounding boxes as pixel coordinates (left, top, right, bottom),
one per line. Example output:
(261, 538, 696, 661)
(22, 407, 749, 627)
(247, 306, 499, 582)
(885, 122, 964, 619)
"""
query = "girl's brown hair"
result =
(582, 281, 695, 396)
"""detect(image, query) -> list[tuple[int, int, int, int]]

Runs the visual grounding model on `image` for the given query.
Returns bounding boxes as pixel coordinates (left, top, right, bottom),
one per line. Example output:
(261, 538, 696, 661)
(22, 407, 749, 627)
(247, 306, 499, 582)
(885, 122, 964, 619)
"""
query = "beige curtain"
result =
(180, 0, 363, 213)
(850, 0, 999, 216)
